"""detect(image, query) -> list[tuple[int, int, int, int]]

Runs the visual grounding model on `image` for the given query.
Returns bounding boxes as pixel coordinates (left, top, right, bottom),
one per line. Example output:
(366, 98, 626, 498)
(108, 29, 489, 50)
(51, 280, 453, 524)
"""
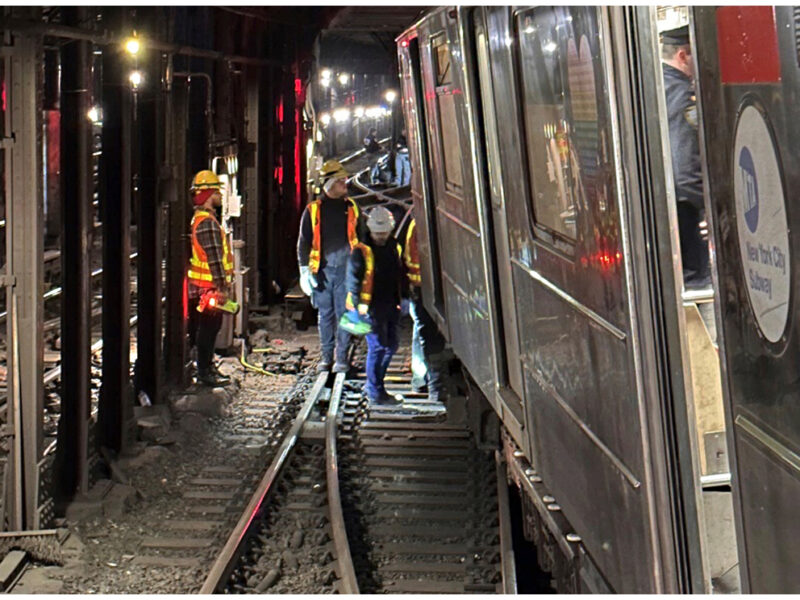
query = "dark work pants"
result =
(189, 296, 223, 374)
(365, 308, 400, 400)
(677, 202, 710, 287)
(410, 296, 445, 395)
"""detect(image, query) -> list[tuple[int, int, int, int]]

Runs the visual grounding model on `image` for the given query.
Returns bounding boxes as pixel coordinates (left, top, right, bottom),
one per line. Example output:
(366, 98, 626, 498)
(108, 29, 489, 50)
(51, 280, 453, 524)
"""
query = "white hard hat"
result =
(366, 206, 395, 234)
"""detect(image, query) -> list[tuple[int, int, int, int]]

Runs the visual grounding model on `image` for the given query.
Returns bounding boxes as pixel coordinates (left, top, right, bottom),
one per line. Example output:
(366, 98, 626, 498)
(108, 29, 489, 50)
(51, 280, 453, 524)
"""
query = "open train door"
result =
(693, 6, 800, 592)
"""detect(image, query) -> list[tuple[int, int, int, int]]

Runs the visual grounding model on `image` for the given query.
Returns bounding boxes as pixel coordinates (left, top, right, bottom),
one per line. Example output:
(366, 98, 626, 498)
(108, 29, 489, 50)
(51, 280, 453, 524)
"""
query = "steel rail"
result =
(495, 451, 518, 594)
(325, 372, 359, 593)
(199, 370, 330, 594)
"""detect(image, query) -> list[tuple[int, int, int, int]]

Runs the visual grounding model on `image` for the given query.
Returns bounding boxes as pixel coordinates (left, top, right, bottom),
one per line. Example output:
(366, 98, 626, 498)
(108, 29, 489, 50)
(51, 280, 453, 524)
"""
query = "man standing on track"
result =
(297, 160, 363, 373)
(187, 169, 233, 387)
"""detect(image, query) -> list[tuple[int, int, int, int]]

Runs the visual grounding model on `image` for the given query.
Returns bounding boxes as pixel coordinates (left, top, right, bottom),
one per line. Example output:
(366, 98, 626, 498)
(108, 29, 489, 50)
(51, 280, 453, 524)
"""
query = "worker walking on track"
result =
(297, 160, 363, 373)
(187, 170, 233, 387)
(403, 216, 446, 403)
(346, 206, 404, 405)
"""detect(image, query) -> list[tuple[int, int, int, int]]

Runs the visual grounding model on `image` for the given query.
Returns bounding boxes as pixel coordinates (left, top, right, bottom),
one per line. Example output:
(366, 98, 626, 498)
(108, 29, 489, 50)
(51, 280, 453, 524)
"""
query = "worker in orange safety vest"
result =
(187, 169, 234, 387)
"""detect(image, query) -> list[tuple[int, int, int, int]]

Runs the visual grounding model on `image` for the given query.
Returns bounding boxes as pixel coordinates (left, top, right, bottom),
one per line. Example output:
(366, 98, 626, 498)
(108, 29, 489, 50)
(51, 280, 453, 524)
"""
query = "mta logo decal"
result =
(739, 146, 759, 233)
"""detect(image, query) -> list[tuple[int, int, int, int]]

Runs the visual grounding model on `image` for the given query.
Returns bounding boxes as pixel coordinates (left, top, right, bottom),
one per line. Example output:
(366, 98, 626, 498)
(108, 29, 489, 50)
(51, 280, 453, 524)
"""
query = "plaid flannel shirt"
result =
(189, 213, 229, 299)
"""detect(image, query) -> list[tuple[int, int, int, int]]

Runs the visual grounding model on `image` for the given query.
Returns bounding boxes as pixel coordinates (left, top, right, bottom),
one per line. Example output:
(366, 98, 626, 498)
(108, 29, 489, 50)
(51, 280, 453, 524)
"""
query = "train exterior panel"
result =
(694, 6, 800, 591)
(400, 6, 713, 593)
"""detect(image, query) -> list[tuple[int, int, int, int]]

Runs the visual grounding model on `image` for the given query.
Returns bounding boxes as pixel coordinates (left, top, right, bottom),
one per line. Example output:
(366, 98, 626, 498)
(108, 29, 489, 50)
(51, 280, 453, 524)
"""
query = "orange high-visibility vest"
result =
(404, 218, 421, 287)
(355, 241, 402, 307)
(308, 197, 360, 274)
(188, 209, 234, 288)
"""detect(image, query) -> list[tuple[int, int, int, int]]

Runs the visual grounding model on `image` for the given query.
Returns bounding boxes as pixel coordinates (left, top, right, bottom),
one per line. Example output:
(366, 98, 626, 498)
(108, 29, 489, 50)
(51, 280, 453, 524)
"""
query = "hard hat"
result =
(319, 159, 349, 183)
(367, 206, 395, 234)
(191, 170, 222, 192)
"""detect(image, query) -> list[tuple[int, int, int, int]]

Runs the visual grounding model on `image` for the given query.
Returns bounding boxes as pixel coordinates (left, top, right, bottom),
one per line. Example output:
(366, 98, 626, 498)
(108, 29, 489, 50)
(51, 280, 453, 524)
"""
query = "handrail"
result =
(326, 372, 359, 593)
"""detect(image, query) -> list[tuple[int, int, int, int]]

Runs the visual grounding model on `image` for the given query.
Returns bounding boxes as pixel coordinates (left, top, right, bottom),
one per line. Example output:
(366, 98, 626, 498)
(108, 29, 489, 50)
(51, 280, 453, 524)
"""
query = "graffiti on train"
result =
(733, 103, 790, 343)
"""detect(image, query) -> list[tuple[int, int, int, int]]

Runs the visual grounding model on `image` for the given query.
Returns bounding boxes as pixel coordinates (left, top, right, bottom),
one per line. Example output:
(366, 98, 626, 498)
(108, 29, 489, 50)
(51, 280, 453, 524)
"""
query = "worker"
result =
(187, 169, 233, 387)
(346, 206, 404, 405)
(297, 160, 363, 373)
(662, 24, 710, 289)
(403, 216, 446, 403)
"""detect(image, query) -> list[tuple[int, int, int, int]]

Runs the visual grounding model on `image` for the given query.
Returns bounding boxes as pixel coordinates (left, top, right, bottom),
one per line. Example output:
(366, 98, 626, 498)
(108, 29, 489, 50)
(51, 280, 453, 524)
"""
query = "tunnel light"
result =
(338, 73, 350, 86)
(384, 89, 397, 103)
(320, 113, 331, 126)
(129, 70, 143, 89)
(125, 36, 140, 56)
(365, 106, 381, 119)
(354, 106, 365, 118)
(321, 68, 332, 80)
(333, 108, 350, 123)
(543, 41, 557, 53)
(87, 106, 102, 123)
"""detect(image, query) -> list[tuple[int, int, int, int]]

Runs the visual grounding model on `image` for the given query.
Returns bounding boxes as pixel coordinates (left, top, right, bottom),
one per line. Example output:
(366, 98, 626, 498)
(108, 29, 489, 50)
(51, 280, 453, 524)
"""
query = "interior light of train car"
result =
(365, 106, 381, 118)
(338, 73, 350, 86)
(543, 41, 557, 53)
(354, 106, 365, 118)
(385, 90, 397, 103)
(319, 113, 331, 126)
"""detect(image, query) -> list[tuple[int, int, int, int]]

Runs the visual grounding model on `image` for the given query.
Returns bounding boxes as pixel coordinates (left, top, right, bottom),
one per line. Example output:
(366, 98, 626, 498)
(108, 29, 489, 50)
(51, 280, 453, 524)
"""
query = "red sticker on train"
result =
(717, 6, 781, 84)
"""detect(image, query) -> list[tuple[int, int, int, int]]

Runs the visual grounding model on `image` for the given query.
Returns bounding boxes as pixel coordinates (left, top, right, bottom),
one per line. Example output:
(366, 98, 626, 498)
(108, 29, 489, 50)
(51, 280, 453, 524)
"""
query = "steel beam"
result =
(164, 77, 189, 387)
(5, 31, 45, 529)
(55, 6, 92, 503)
(98, 7, 133, 454)
(244, 67, 261, 306)
(135, 14, 164, 404)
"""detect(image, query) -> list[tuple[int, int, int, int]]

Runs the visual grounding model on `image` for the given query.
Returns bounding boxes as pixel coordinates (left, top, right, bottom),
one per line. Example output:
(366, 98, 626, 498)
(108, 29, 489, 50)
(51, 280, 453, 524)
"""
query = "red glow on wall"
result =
(294, 78, 303, 96)
(277, 98, 284, 124)
(1, 80, 6, 112)
(182, 276, 189, 321)
(275, 166, 284, 185)
(294, 75, 305, 211)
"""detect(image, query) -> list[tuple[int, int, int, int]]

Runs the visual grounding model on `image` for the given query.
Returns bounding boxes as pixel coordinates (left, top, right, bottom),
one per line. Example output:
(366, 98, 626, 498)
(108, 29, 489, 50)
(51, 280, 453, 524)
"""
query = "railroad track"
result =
(202, 334, 516, 594)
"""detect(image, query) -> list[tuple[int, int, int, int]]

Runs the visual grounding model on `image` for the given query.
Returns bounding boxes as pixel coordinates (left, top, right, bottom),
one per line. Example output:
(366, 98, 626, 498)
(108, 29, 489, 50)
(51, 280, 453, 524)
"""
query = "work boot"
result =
(372, 391, 402, 406)
(211, 363, 231, 384)
(198, 370, 226, 387)
(332, 361, 350, 374)
(318, 359, 332, 373)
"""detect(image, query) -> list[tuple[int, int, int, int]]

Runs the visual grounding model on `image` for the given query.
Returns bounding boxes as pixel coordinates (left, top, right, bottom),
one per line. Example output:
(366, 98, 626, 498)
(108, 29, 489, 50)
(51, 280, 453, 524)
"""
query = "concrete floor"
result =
(703, 489, 740, 593)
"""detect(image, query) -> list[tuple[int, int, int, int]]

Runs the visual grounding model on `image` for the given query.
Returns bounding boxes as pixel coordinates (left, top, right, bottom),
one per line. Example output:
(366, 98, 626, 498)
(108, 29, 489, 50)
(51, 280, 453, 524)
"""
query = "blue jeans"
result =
(365, 310, 399, 400)
(409, 297, 443, 395)
(392, 152, 411, 186)
(313, 261, 350, 364)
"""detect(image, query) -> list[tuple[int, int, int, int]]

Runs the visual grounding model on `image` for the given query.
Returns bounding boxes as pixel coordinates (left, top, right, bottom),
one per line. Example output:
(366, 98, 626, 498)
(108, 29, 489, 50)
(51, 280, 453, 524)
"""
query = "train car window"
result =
(431, 34, 464, 194)
(515, 7, 603, 247)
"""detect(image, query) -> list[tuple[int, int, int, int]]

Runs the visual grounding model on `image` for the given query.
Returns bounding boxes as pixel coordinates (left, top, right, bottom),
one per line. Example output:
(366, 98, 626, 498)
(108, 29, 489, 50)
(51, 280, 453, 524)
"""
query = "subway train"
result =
(394, 5, 800, 594)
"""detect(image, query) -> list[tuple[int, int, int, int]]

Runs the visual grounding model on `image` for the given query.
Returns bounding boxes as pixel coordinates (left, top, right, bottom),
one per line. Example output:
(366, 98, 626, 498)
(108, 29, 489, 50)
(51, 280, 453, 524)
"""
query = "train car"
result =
(395, 5, 794, 594)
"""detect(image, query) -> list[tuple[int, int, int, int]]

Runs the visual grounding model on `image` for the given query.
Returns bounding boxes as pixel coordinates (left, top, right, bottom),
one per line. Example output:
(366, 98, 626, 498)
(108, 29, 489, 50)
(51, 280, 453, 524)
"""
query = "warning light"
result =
(129, 70, 143, 89)
(209, 296, 216, 307)
(125, 36, 140, 56)
(401, 40, 409, 48)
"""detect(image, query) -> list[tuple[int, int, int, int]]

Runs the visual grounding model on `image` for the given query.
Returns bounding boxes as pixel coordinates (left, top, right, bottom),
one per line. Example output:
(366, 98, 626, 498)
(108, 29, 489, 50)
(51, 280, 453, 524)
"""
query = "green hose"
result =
(239, 340, 277, 376)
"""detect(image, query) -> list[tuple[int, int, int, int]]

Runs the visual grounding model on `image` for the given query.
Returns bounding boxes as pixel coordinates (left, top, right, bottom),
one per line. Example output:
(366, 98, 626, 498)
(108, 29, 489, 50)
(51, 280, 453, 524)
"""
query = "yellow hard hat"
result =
(319, 159, 348, 183)
(190, 169, 221, 192)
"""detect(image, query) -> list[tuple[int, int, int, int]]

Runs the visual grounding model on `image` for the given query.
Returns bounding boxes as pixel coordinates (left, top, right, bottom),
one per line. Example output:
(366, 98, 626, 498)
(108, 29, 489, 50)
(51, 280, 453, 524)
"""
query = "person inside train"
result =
(661, 25, 711, 289)
(402, 215, 446, 403)
(345, 206, 405, 405)
(297, 160, 364, 373)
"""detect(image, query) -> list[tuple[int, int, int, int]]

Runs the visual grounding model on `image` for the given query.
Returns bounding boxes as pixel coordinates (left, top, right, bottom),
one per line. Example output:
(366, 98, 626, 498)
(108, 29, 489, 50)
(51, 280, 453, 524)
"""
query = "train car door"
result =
(693, 6, 800, 592)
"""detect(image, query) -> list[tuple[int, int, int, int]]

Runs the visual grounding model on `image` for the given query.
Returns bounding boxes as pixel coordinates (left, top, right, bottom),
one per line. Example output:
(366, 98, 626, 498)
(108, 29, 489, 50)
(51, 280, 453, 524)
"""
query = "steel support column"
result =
(244, 67, 261, 306)
(135, 22, 164, 403)
(164, 76, 189, 387)
(98, 7, 132, 454)
(55, 6, 92, 503)
(5, 30, 45, 529)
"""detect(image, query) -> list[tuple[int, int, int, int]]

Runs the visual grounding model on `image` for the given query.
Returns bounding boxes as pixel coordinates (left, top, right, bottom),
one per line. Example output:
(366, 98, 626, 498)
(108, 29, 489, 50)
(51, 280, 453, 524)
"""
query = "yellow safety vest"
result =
(188, 209, 234, 288)
(404, 218, 421, 286)
(355, 241, 402, 307)
(308, 197, 360, 274)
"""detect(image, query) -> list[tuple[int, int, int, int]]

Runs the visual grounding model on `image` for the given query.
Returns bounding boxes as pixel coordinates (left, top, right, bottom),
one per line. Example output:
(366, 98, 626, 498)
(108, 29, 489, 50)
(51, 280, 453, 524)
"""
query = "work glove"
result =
(345, 291, 356, 311)
(358, 303, 369, 316)
(299, 266, 317, 296)
(698, 210, 709, 243)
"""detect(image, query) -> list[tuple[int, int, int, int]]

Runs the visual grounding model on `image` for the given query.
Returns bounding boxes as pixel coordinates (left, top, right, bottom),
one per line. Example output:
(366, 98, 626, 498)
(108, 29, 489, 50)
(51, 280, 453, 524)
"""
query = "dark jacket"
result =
(346, 239, 404, 317)
(663, 63, 704, 211)
(297, 195, 361, 269)
(364, 134, 381, 154)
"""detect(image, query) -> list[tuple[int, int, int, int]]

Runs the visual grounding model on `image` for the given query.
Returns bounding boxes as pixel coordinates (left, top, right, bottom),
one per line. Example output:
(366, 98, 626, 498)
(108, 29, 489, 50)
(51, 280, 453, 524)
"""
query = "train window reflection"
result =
(432, 35, 463, 193)
(516, 7, 602, 244)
